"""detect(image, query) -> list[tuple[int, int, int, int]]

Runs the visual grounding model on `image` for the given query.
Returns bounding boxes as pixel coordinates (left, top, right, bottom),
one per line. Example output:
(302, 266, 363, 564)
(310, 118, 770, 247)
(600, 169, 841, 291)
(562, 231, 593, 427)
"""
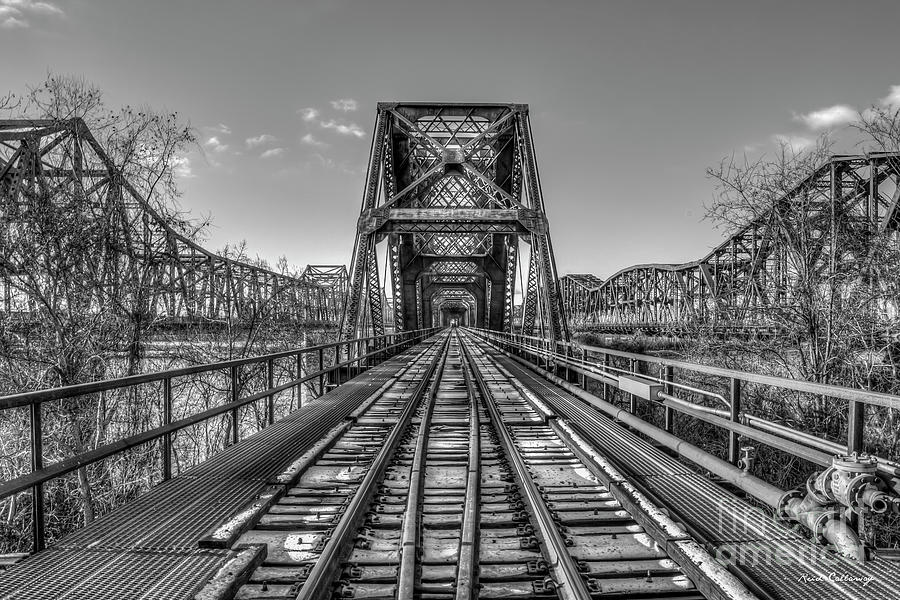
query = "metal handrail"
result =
(0, 332, 395, 410)
(467, 328, 900, 475)
(475, 328, 900, 410)
(0, 326, 440, 551)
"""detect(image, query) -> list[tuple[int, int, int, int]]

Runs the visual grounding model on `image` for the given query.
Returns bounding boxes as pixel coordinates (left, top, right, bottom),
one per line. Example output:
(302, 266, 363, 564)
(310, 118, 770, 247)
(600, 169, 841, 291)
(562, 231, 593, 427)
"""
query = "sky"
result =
(3, 0, 900, 278)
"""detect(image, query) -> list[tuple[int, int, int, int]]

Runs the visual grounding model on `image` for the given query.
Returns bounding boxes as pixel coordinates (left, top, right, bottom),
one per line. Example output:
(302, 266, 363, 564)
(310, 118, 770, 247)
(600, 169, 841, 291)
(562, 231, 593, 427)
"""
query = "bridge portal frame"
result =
(340, 103, 569, 342)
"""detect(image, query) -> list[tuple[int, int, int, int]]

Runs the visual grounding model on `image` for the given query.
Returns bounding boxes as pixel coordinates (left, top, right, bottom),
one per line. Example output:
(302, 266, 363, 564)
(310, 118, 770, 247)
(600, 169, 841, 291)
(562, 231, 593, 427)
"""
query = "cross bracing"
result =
(341, 103, 568, 341)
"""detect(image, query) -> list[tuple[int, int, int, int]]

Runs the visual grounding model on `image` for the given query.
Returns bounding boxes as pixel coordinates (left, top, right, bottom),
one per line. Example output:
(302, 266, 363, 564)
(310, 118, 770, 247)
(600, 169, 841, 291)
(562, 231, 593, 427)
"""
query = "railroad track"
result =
(229, 330, 710, 600)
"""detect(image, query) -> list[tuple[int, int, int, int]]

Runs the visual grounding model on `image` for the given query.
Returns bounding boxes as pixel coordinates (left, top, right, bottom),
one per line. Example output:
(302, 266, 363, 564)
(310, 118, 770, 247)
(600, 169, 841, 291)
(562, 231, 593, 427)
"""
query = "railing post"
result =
(230, 365, 239, 445)
(267, 358, 275, 426)
(580, 349, 588, 390)
(629, 358, 638, 413)
(602, 354, 610, 401)
(343, 342, 350, 384)
(663, 366, 674, 433)
(317, 347, 324, 397)
(30, 401, 44, 552)
(848, 400, 864, 454)
(729, 378, 741, 465)
(163, 377, 173, 480)
(295, 352, 304, 408)
(561, 343, 569, 381)
(333, 345, 340, 387)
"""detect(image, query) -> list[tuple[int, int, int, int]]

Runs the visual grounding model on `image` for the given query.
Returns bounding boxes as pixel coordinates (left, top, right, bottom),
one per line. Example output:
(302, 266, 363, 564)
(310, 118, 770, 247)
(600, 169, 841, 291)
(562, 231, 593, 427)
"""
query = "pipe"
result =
(859, 486, 892, 514)
(657, 391, 731, 418)
(780, 494, 864, 560)
(743, 415, 846, 455)
(495, 344, 786, 509)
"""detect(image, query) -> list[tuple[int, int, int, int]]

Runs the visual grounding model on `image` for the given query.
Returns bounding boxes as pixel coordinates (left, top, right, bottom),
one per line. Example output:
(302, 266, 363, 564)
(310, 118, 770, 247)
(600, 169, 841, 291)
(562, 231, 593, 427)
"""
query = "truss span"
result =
(564, 153, 900, 332)
(340, 103, 569, 342)
(0, 119, 347, 327)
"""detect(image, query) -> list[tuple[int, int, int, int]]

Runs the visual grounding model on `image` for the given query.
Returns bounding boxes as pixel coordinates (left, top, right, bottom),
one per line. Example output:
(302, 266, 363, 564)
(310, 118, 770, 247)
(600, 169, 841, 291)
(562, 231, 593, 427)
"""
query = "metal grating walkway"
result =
(0, 342, 441, 600)
(487, 343, 900, 600)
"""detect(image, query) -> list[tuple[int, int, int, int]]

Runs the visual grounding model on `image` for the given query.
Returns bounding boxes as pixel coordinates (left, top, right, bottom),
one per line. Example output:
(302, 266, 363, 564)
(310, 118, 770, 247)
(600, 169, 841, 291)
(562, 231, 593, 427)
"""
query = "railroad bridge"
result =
(0, 104, 899, 600)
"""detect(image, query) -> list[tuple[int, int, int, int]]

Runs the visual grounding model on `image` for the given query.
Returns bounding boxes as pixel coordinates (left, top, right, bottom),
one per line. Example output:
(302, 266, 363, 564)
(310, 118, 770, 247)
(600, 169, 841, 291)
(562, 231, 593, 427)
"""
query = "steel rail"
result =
(485, 338, 786, 509)
(459, 339, 592, 600)
(295, 334, 450, 600)
(396, 334, 450, 599)
(474, 328, 900, 477)
(455, 336, 481, 600)
(460, 335, 766, 600)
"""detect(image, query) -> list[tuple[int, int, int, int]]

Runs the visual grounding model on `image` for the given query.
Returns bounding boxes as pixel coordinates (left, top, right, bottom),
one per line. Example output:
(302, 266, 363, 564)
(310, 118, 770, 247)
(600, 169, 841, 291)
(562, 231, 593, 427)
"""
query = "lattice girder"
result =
(339, 103, 569, 341)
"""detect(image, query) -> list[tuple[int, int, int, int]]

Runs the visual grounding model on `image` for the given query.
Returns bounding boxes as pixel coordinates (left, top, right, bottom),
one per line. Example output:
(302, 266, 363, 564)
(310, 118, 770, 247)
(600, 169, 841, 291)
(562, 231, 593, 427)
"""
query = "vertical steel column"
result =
(30, 401, 44, 552)
(163, 377, 173, 480)
(848, 401, 864, 454)
(267, 358, 275, 426)
(729, 378, 741, 465)
(317, 348, 324, 398)
(629, 358, 638, 413)
(296, 352, 304, 408)
(580, 349, 588, 390)
(230, 365, 239, 445)
(602, 354, 610, 401)
(663, 366, 674, 433)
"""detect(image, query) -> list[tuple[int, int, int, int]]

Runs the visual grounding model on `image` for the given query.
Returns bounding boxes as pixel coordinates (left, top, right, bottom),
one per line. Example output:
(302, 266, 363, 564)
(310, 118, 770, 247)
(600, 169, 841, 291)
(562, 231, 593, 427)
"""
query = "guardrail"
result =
(0, 327, 440, 552)
(468, 328, 900, 464)
(466, 327, 900, 558)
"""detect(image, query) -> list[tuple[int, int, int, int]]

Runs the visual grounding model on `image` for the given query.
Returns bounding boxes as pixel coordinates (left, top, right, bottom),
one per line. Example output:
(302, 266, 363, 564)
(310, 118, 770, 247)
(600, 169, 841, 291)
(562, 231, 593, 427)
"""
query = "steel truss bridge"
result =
(561, 153, 900, 332)
(0, 104, 897, 600)
(1, 119, 347, 327)
(341, 103, 568, 342)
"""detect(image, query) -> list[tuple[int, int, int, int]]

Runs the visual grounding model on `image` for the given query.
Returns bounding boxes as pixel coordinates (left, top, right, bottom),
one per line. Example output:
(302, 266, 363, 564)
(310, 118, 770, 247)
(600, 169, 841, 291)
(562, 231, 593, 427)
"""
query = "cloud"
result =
(28, 1, 62, 15)
(880, 85, 900, 109)
(772, 134, 814, 152)
(330, 98, 358, 112)
(171, 155, 193, 178)
(260, 147, 286, 159)
(793, 104, 857, 130)
(0, 0, 64, 28)
(320, 119, 365, 138)
(1, 15, 25, 27)
(204, 136, 229, 153)
(301, 133, 327, 147)
(298, 107, 319, 122)
(246, 133, 277, 148)
(206, 123, 231, 135)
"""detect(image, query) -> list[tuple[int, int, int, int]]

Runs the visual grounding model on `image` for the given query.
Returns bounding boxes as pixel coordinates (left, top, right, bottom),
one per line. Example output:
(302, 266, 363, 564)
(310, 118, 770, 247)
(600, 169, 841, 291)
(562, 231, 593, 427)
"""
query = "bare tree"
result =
(0, 74, 199, 538)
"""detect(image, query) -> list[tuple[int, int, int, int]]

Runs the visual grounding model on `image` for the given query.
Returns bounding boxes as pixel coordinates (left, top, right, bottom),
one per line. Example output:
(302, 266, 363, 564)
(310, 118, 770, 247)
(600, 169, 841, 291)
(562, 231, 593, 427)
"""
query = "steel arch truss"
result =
(0, 119, 346, 327)
(340, 103, 568, 341)
(563, 153, 900, 332)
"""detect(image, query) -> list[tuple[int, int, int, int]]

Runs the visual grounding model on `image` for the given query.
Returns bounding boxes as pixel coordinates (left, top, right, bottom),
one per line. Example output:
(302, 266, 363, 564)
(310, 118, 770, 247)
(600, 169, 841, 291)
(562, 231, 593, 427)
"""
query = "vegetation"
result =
(0, 75, 328, 551)
(574, 104, 900, 549)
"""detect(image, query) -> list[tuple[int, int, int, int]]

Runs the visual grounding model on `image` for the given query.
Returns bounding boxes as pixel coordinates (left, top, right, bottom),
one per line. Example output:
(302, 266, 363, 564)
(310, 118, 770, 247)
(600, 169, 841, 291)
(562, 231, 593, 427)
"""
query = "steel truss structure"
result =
(340, 103, 568, 341)
(0, 119, 347, 327)
(564, 153, 900, 331)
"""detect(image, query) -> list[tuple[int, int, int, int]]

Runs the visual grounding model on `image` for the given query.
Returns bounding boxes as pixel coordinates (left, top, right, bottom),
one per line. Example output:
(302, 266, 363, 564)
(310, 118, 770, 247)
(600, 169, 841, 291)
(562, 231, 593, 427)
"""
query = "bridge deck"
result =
(0, 332, 894, 600)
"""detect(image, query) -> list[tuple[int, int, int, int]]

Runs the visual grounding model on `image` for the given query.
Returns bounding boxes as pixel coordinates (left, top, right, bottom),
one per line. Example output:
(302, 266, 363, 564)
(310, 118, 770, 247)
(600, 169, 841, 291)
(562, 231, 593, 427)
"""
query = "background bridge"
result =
(0, 119, 347, 328)
(561, 153, 900, 332)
